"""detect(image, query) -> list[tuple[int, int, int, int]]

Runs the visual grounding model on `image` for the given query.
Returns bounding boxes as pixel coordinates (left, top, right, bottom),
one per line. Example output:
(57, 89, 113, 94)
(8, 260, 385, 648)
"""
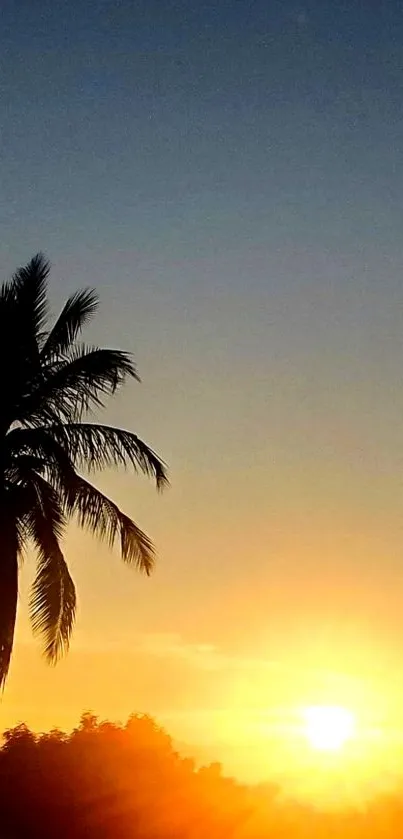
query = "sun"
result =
(302, 705, 356, 752)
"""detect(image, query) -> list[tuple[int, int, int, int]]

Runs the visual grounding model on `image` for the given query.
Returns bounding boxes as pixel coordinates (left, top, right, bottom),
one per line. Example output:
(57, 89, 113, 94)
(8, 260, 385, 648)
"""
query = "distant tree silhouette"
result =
(0, 713, 400, 839)
(0, 254, 168, 684)
(0, 715, 260, 839)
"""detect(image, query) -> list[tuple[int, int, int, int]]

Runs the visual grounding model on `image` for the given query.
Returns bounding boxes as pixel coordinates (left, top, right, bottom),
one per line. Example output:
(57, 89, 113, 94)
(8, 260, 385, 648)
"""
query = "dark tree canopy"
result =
(0, 714, 401, 839)
(0, 254, 168, 684)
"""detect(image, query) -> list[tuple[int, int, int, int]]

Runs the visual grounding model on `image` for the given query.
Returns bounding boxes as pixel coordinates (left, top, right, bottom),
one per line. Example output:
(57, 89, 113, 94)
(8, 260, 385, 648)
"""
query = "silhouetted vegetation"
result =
(0, 254, 168, 686)
(0, 713, 402, 838)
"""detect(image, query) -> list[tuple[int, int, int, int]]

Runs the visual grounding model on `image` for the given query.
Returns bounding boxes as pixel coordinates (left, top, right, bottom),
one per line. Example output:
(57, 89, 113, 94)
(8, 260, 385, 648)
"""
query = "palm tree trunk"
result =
(0, 500, 19, 687)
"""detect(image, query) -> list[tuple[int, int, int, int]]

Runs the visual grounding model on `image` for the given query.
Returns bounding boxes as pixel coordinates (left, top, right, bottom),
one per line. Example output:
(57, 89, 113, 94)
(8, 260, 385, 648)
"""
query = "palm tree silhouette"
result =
(0, 254, 168, 686)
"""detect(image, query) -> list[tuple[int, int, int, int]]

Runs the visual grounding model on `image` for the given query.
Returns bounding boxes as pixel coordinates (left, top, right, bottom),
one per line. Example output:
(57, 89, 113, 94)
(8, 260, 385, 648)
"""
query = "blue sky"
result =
(2, 0, 403, 271)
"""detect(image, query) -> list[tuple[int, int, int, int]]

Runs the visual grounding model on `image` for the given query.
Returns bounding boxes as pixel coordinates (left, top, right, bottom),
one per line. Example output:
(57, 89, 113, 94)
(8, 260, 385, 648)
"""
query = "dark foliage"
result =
(0, 714, 401, 839)
(0, 255, 168, 685)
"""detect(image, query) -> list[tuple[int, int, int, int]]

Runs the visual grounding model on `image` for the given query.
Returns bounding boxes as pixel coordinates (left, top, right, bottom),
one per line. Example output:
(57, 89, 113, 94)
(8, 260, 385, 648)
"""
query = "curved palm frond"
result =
(0, 280, 15, 314)
(24, 472, 65, 545)
(0, 255, 50, 432)
(68, 475, 155, 575)
(0, 280, 18, 357)
(4, 426, 78, 501)
(6, 455, 46, 485)
(48, 423, 168, 489)
(11, 253, 49, 346)
(19, 345, 139, 426)
(7, 427, 156, 572)
(41, 288, 99, 360)
(25, 476, 76, 662)
(30, 545, 76, 663)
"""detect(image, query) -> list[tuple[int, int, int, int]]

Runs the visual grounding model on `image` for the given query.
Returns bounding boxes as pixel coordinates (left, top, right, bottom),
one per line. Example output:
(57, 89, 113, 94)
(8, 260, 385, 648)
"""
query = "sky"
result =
(2, 0, 403, 803)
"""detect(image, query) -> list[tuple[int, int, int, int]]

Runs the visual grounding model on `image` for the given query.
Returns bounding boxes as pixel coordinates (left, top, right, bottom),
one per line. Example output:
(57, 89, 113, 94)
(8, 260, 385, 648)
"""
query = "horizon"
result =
(0, 707, 402, 813)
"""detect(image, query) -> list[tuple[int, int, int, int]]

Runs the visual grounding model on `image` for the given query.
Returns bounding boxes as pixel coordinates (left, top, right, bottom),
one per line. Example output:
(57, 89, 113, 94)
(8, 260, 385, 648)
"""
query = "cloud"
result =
(69, 629, 281, 673)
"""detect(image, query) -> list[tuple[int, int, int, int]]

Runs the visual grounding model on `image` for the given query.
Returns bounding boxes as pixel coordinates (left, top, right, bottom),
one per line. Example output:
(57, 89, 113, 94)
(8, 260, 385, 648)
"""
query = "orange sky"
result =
(0, 273, 401, 807)
(3, 293, 403, 806)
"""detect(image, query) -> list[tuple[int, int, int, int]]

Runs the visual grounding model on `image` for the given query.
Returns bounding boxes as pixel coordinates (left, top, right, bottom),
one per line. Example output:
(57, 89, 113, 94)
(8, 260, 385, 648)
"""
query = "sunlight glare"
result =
(302, 705, 355, 752)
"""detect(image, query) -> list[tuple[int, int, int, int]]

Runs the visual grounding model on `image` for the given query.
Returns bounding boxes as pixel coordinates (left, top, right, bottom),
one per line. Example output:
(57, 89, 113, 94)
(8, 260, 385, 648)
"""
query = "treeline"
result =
(0, 713, 402, 838)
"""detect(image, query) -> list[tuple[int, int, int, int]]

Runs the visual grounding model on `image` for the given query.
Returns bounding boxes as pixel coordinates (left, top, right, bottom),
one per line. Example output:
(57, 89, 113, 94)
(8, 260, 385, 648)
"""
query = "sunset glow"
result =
(4, 0, 403, 834)
(302, 705, 356, 752)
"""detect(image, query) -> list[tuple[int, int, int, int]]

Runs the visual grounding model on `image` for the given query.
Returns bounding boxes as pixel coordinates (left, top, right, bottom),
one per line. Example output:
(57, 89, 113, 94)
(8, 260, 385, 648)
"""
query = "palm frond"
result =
(48, 423, 168, 489)
(69, 475, 155, 574)
(4, 426, 78, 504)
(18, 345, 138, 425)
(11, 253, 49, 343)
(5, 426, 66, 463)
(0, 278, 17, 310)
(0, 281, 18, 360)
(24, 476, 76, 662)
(24, 473, 66, 544)
(2, 483, 36, 550)
(30, 545, 76, 663)
(0, 256, 50, 431)
(41, 288, 99, 360)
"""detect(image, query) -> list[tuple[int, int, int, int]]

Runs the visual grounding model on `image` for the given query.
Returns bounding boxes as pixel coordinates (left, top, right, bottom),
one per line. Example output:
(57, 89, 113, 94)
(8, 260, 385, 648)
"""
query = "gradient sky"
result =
(2, 0, 403, 798)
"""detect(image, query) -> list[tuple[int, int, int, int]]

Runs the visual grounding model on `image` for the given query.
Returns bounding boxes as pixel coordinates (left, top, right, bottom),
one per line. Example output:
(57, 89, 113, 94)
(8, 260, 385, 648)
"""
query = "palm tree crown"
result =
(0, 254, 168, 686)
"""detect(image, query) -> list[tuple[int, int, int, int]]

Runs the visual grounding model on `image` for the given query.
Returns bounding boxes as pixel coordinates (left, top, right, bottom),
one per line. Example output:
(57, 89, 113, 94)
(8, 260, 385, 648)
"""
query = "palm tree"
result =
(0, 253, 168, 686)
